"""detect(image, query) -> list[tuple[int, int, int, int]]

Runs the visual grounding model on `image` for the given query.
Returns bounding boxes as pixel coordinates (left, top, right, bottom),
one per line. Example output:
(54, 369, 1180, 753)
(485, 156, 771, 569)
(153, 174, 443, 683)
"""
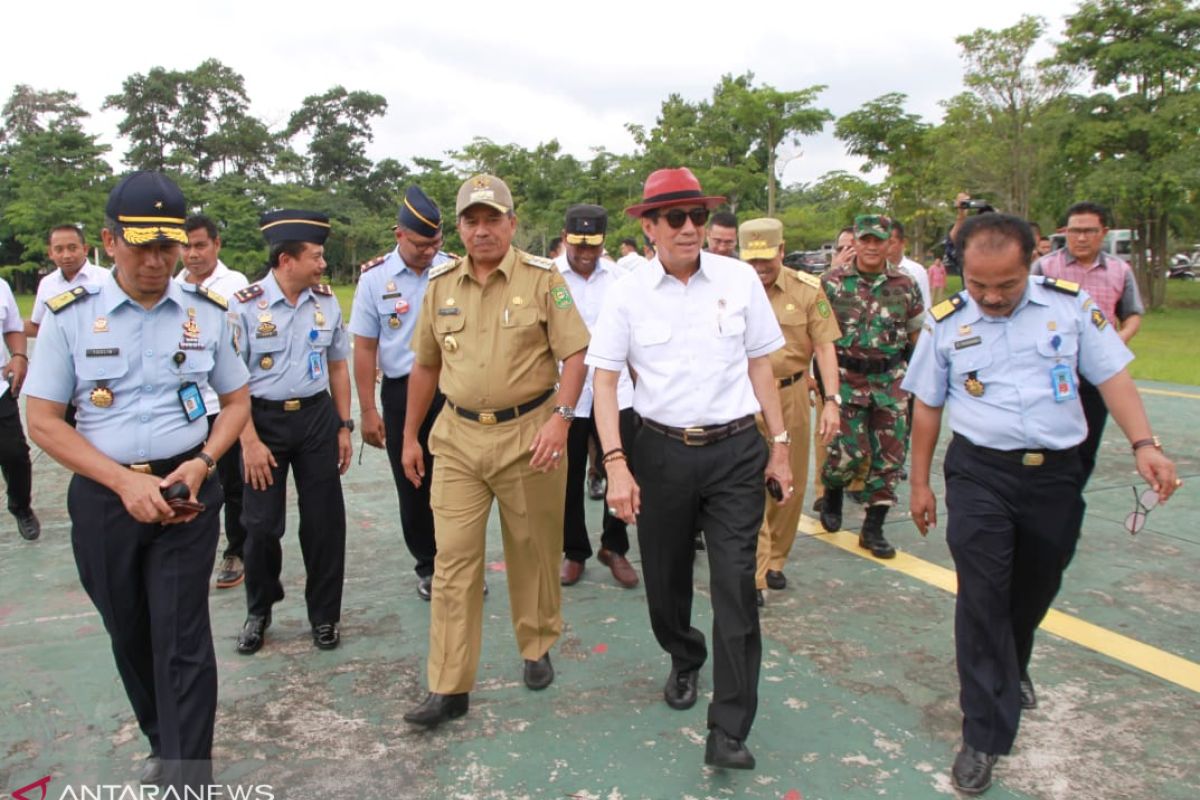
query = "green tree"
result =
(283, 86, 388, 189)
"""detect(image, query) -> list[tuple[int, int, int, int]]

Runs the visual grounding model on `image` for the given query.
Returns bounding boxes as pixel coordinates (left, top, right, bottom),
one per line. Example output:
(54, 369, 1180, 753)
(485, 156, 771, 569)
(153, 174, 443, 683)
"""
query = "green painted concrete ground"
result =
(2, 381, 1198, 799)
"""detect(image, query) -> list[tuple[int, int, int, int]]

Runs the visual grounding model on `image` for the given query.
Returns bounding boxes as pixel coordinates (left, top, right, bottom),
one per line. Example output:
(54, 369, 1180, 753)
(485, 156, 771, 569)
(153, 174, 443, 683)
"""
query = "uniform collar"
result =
(262, 269, 316, 307)
(389, 246, 421, 277)
(99, 267, 185, 314)
(174, 260, 229, 288)
(558, 252, 612, 281)
(458, 246, 518, 284)
(847, 260, 903, 281)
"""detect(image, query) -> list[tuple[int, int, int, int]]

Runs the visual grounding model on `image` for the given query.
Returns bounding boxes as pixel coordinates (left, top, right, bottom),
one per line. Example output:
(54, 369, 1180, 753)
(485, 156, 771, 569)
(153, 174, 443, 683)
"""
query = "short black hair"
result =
(47, 224, 85, 245)
(620, 237, 637, 249)
(268, 241, 310, 268)
(1065, 202, 1110, 228)
(184, 214, 220, 241)
(548, 237, 562, 255)
(955, 213, 1035, 268)
(889, 219, 906, 239)
(709, 211, 737, 229)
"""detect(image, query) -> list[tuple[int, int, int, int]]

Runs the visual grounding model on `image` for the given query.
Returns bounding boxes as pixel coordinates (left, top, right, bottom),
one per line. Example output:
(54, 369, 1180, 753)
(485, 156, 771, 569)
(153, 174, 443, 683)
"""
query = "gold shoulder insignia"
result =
(428, 259, 460, 280)
(234, 284, 264, 304)
(46, 285, 93, 313)
(193, 285, 228, 310)
(930, 293, 966, 322)
(312, 284, 333, 296)
(523, 253, 554, 271)
(359, 253, 388, 274)
(791, 271, 821, 289)
(1043, 277, 1080, 295)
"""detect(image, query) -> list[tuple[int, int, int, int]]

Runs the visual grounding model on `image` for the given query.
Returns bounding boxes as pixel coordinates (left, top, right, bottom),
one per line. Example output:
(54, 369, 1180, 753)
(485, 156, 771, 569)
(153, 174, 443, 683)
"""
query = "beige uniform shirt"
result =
(766, 269, 841, 380)
(412, 246, 591, 410)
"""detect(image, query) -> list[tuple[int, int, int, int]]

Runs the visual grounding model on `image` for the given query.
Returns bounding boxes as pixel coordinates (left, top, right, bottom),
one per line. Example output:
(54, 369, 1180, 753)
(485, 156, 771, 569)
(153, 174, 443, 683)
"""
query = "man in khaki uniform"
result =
(740, 219, 842, 605)
(400, 174, 591, 727)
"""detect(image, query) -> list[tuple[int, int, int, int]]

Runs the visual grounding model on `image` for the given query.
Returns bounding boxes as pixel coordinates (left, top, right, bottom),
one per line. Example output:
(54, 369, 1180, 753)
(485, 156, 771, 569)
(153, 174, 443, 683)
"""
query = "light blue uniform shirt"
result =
(230, 270, 350, 401)
(24, 270, 249, 463)
(901, 276, 1133, 451)
(346, 247, 450, 378)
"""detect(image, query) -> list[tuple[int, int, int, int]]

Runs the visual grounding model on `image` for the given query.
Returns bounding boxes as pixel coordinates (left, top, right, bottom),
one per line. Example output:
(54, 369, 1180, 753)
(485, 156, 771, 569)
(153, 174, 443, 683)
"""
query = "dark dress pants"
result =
(1077, 377, 1107, 486)
(944, 435, 1084, 755)
(381, 375, 444, 579)
(634, 423, 768, 740)
(68, 472, 222, 788)
(0, 389, 32, 513)
(206, 413, 247, 559)
(242, 394, 346, 625)
(563, 408, 638, 562)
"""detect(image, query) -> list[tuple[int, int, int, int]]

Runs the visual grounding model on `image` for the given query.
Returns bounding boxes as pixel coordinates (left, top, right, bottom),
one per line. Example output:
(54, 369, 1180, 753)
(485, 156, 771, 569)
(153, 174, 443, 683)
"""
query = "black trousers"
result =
(0, 390, 32, 513)
(634, 422, 767, 740)
(381, 375, 444, 579)
(242, 393, 346, 625)
(562, 408, 638, 562)
(205, 414, 247, 559)
(68, 472, 221, 787)
(1078, 378, 1107, 486)
(944, 435, 1084, 755)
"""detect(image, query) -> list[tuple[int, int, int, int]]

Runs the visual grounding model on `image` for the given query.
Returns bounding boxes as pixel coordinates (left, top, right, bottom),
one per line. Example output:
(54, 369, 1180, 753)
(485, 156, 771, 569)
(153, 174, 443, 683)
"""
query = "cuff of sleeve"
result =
(584, 354, 626, 372)
(747, 335, 785, 359)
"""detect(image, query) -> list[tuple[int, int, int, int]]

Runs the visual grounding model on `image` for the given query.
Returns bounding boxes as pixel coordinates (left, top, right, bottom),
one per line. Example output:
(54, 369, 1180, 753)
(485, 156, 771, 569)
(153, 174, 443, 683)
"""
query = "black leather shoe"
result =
(524, 653, 554, 690)
(236, 613, 270, 655)
(756, 589, 765, 607)
(859, 504, 896, 559)
(811, 495, 825, 514)
(704, 727, 756, 769)
(312, 623, 340, 650)
(417, 574, 433, 601)
(663, 667, 699, 710)
(1019, 672, 1037, 710)
(139, 755, 163, 786)
(215, 555, 244, 589)
(819, 488, 843, 532)
(951, 744, 998, 795)
(13, 508, 40, 541)
(765, 570, 786, 590)
(403, 692, 469, 727)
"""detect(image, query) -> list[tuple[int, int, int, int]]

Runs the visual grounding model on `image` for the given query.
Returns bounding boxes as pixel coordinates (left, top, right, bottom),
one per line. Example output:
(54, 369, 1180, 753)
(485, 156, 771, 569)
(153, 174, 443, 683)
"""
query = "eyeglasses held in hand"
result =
(653, 208, 710, 229)
(1124, 486, 1160, 536)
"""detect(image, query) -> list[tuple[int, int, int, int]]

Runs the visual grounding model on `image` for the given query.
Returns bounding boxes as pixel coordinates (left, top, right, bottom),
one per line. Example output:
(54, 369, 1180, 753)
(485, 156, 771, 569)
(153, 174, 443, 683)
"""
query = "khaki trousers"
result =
(755, 380, 812, 588)
(426, 402, 565, 693)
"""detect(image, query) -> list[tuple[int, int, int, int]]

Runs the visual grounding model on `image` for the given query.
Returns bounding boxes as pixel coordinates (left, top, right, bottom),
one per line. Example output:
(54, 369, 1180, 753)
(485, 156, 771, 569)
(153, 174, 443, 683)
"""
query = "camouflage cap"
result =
(854, 214, 892, 241)
(456, 174, 513, 216)
(738, 217, 783, 260)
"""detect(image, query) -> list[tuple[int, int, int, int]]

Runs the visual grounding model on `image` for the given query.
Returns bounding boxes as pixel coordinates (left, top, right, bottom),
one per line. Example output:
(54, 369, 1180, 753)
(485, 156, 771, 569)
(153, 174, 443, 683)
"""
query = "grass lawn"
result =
(15, 276, 1199, 387)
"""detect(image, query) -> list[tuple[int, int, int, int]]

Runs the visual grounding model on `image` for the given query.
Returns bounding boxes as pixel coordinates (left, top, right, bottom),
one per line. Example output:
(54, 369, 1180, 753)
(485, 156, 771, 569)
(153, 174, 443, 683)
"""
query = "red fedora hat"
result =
(624, 167, 727, 218)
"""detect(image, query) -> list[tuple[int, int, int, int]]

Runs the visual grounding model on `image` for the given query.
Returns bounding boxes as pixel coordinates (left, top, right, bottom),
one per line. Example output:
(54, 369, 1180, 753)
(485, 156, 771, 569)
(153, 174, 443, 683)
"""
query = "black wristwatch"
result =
(340, 418, 355, 432)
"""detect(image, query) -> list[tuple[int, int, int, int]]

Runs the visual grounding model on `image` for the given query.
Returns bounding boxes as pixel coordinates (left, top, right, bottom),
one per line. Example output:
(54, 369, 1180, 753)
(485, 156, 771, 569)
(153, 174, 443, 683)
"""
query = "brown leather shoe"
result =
(597, 548, 639, 588)
(560, 558, 585, 586)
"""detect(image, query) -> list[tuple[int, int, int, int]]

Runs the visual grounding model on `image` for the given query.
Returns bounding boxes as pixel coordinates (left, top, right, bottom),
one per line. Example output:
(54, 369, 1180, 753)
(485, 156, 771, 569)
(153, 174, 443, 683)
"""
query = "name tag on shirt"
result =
(953, 336, 982, 350)
(178, 381, 207, 422)
(1050, 364, 1077, 403)
(308, 351, 324, 380)
(86, 348, 120, 357)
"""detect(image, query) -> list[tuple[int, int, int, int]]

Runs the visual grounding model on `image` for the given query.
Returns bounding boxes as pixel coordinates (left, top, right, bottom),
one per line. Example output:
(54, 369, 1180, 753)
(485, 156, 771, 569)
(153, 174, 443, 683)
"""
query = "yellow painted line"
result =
(799, 515, 1200, 694)
(1138, 387, 1200, 400)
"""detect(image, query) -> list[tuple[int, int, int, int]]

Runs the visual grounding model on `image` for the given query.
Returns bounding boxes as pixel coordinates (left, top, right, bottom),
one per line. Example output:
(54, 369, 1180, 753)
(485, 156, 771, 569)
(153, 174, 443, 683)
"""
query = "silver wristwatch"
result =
(554, 405, 575, 421)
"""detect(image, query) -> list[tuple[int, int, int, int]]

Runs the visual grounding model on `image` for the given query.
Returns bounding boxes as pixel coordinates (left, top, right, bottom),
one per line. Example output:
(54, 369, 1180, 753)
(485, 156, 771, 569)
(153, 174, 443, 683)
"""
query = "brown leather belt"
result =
(642, 415, 756, 447)
(125, 444, 204, 477)
(777, 370, 806, 388)
(252, 392, 327, 412)
(449, 388, 555, 425)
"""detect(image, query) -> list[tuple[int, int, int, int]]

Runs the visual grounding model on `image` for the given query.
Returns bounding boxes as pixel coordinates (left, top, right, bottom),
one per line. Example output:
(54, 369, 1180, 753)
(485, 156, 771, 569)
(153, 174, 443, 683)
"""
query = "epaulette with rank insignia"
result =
(428, 259, 460, 280)
(312, 284, 333, 296)
(929, 293, 966, 322)
(359, 253, 388, 274)
(234, 284, 264, 304)
(1042, 276, 1080, 295)
(46, 285, 96, 314)
(791, 270, 821, 289)
(522, 254, 554, 271)
(192, 285, 228, 310)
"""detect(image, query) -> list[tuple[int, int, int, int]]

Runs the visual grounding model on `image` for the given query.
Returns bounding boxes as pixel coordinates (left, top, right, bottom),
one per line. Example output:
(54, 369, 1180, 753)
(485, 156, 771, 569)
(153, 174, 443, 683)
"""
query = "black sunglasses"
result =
(652, 208, 710, 229)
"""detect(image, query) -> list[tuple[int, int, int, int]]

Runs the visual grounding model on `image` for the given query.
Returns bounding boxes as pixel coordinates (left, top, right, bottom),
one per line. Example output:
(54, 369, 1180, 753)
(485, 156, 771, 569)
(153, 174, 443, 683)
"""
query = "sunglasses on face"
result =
(564, 233, 604, 246)
(652, 208, 710, 229)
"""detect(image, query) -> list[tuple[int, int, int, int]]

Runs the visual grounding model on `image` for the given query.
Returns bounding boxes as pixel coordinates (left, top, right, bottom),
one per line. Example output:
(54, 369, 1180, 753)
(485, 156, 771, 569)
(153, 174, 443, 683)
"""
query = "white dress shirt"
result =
(0, 278, 23, 396)
(586, 252, 783, 427)
(31, 262, 109, 326)
(615, 252, 649, 275)
(173, 261, 250, 414)
(897, 256, 931, 312)
(554, 254, 634, 416)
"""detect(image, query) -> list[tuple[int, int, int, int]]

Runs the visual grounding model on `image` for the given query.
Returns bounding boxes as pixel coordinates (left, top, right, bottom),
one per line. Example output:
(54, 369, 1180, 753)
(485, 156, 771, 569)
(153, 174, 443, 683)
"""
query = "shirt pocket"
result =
(947, 345, 993, 377)
(169, 350, 215, 381)
(633, 321, 671, 347)
(1035, 330, 1078, 361)
(308, 329, 335, 349)
(714, 307, 748, 365)
(500, 306, 542, 361)
(777, 307, 807, 328)
(75, 352, 130, 384)
(249, 332, 286, 354)
(434, 313, 467, 361)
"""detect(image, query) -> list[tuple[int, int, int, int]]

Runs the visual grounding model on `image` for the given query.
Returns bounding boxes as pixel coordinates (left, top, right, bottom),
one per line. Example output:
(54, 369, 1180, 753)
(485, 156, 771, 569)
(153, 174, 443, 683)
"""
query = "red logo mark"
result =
(11, 776, 51, 800)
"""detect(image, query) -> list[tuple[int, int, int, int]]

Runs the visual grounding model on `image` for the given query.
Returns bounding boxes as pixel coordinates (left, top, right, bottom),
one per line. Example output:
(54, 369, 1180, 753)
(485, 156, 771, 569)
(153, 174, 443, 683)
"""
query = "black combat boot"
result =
(819, 487, 843, 532)
(859, 504, 895, 559)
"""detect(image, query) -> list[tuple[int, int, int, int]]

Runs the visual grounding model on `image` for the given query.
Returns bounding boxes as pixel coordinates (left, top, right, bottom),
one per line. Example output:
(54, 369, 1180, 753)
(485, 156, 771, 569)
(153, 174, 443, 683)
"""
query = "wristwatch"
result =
(554, 405, 575, 421)
(195, 451, 217, 478)
(1131, 435, 1161, 452)
(824, 393, 842, 406)
(340, 418, 356, 432)
(771, 430, 791, 445)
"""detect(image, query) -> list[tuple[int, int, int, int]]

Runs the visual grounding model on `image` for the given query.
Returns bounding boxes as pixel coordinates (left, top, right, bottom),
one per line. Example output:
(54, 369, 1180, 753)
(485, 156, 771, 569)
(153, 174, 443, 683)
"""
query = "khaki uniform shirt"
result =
(412, 246, 591, 410)
(766, 269, 841, 380)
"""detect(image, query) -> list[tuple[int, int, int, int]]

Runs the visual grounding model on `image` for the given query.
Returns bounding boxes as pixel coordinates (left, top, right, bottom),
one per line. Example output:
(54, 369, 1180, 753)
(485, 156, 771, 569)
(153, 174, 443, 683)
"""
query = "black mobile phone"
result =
(766, 478, 784, 502)
(161, 482, 190, 502)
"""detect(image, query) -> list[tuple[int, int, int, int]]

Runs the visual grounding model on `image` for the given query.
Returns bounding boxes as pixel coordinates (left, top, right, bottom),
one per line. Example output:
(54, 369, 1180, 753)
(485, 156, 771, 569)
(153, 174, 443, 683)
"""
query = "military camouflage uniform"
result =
(820, 261, 924, 506)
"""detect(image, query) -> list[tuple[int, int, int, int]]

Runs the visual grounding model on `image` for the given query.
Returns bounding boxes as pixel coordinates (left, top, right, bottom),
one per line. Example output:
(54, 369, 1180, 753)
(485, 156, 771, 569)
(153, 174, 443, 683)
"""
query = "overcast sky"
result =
(4, 0, 1085, 189)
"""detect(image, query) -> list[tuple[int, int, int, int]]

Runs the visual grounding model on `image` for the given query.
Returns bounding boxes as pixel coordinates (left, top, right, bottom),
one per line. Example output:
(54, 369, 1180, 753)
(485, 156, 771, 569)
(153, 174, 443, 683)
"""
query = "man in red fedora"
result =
(587, 167, 793, 770)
